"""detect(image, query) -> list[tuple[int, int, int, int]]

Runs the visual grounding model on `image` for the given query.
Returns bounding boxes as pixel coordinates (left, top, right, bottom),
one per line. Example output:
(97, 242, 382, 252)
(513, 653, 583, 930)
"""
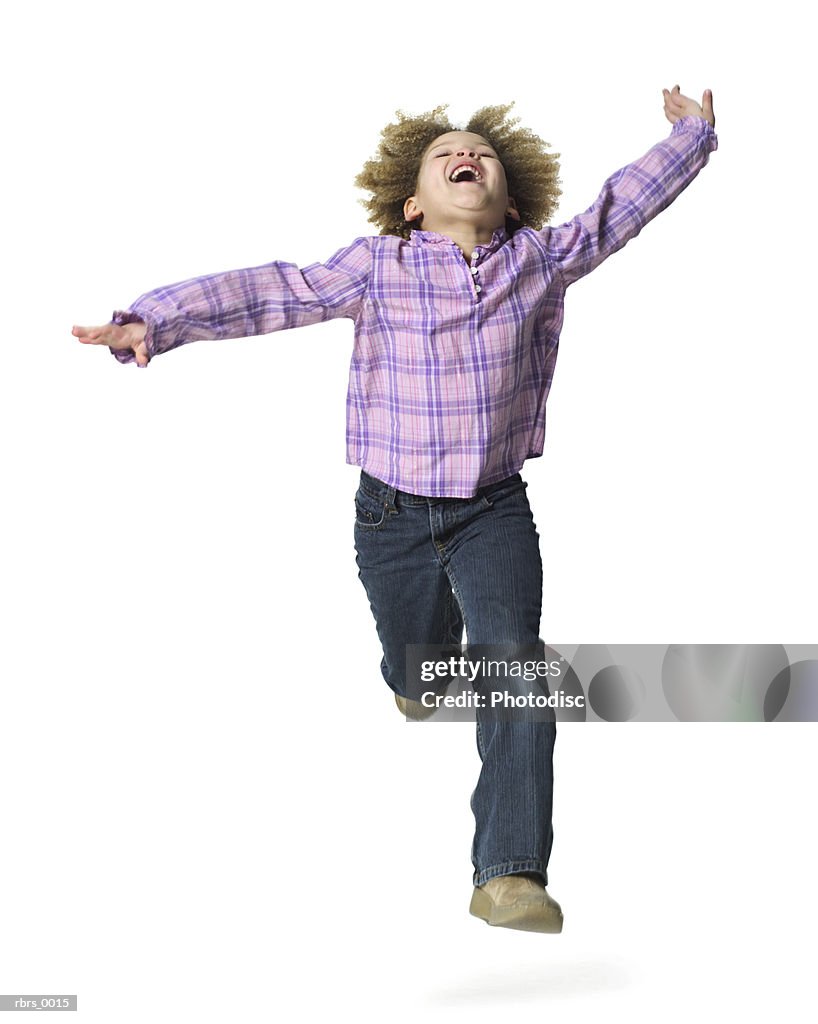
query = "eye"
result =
(434, 151, 451, 158)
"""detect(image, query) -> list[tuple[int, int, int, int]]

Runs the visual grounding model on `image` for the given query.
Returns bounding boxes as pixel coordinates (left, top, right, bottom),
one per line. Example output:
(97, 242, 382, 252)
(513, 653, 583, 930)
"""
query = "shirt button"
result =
(470, 267, 479, 276)
(475, 284, 482, 293)
(471, 251, 479, 261)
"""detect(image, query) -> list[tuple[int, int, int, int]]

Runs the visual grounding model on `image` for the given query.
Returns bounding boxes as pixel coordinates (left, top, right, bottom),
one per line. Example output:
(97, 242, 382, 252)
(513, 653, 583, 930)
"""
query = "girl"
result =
(72, 85, 718, 932)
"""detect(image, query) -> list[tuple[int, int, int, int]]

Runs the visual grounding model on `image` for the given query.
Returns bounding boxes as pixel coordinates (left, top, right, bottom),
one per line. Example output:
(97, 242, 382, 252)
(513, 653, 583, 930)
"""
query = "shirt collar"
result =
(408, 226, 509, 254)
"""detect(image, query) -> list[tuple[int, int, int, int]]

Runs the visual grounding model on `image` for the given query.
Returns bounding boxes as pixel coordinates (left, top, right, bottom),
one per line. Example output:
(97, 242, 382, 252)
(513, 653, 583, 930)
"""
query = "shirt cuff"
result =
(671, 114, 718, 150)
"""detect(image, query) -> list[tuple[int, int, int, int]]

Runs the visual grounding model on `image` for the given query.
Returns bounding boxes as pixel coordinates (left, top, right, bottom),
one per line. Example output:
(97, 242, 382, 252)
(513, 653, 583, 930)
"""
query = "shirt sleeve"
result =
(537, 116, 718, 289)
(109, 235, 373, 364)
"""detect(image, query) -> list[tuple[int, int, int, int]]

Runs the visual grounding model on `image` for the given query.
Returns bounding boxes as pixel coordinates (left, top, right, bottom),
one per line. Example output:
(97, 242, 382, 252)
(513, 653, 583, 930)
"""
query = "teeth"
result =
(450, 164, 482, 183)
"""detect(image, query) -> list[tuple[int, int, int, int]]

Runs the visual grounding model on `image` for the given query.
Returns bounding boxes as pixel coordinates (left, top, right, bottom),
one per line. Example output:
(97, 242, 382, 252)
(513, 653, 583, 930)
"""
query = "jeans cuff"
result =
(473, 859, 549, 888)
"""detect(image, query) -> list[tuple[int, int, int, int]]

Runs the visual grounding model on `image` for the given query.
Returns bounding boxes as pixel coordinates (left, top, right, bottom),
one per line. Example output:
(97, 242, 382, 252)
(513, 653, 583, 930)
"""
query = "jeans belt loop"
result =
(385, 484, 398, 511)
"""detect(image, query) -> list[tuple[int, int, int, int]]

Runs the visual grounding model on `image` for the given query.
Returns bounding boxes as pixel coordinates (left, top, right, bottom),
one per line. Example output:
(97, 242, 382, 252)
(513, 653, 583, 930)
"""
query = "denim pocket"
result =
(480, 476, 528, 509)
(354, 486, 388, 530)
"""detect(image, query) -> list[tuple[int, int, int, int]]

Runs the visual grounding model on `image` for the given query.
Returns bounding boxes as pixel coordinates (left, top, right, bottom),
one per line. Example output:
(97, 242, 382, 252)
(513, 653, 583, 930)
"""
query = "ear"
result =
(506, 196, 521, 222)
(403, 195, 422, 224)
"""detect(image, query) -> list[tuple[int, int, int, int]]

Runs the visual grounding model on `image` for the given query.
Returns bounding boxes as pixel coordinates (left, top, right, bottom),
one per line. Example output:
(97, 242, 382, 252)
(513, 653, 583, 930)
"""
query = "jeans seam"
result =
(443, 563, 469, 642)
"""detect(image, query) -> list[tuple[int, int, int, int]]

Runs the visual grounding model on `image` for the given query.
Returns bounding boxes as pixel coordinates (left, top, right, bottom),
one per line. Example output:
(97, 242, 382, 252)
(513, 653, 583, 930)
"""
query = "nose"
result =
(457, 148, 478, 159)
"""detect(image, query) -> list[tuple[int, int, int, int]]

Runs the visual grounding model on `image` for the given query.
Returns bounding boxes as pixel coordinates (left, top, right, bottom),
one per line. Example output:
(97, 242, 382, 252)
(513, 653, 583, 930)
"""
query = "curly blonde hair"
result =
(354, 102, 562, 240)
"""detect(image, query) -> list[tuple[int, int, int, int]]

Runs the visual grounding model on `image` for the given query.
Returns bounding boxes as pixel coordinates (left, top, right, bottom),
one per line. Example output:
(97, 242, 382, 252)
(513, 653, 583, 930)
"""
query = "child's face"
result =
(403, 131, 520, 233)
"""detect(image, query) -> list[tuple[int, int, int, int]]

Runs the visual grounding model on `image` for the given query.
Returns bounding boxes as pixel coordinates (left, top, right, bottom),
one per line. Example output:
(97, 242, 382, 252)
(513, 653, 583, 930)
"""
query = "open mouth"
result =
(449, 163, 483, 184)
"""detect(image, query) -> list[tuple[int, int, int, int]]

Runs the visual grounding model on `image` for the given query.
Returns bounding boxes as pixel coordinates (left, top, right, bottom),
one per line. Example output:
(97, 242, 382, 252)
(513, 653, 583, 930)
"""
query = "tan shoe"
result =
(394, 692, 437, 721)
(470, 874, 564, 933)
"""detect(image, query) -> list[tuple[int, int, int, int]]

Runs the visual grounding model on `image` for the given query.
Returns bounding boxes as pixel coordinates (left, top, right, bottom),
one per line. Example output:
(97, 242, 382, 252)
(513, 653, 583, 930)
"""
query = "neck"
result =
(414, 218, 504, 259)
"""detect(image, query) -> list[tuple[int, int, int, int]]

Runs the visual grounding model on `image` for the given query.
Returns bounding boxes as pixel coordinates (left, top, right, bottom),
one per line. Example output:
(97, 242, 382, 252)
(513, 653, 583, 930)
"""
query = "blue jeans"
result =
(353, 470, 556, 887)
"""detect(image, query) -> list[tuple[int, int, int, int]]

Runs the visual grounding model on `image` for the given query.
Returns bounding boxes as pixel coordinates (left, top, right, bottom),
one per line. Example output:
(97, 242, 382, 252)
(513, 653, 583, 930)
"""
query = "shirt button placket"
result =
(470, 251, 482, 299)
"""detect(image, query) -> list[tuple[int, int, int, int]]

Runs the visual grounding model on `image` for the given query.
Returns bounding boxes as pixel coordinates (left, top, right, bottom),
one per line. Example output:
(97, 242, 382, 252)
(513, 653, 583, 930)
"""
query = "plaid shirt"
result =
(111, 115, 718, 497)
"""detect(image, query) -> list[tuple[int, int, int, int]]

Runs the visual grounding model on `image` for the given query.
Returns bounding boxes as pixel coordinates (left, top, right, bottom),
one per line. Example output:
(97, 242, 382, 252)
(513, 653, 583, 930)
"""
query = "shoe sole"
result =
(469, 887, 564, 933)
(394, 693, 437, 721)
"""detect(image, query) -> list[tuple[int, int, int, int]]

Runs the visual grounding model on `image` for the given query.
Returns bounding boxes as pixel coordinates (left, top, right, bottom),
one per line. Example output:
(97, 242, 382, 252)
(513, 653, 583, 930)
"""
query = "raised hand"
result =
(71, 320, 149, 367)
(662, 84, 716, 129)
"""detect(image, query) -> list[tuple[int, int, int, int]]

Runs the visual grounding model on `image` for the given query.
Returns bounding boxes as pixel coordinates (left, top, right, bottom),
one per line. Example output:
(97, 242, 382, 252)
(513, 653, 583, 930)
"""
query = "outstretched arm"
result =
(538, 85, 718, 288)
(72, 237, 373, 367)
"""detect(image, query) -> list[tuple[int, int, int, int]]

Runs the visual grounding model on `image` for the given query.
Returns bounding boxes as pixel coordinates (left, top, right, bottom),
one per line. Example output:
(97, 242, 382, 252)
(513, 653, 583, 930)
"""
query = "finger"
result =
(662, 91, 677, 123)
(703, 88, 715, 120)
(72, 324, 114, 345)
(134, 341, 150, 368)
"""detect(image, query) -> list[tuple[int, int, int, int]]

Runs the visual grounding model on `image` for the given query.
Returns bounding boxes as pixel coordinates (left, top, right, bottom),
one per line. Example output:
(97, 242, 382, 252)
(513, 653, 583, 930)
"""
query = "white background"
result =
(2, 0, 815, 1020)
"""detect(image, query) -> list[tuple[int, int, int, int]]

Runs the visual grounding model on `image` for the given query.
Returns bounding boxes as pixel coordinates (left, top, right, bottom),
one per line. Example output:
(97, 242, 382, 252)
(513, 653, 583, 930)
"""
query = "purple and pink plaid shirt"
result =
(111, 115, 717, 497)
